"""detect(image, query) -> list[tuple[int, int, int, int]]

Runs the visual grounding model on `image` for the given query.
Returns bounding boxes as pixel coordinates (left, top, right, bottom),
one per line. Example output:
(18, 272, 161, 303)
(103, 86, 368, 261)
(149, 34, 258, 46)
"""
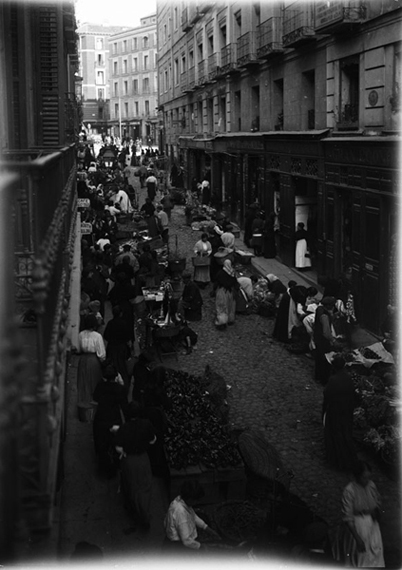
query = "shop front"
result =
(263, 132, 327, 268)
(321, 137, 400, 334)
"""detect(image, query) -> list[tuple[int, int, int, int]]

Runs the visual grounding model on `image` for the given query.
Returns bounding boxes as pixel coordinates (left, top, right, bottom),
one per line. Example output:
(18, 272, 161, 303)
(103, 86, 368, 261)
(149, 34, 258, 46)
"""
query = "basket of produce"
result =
(234, 250, 255, 265)
(213, 500, 266, 544)
(214, 247, 234, 265)
(192, 255, 211, 267)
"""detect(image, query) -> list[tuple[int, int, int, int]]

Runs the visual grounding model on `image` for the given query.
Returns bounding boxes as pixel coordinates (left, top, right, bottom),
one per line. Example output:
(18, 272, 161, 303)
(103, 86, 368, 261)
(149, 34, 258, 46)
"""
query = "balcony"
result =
(220, 43, 239, 75)
(314, 1, 367, 33)
(181, 70, 191, 93)
(198, 1, 213, 12)
(336, 103, 359, 130)
(283, 8, 315, 48)
(197, 59, 208, 86)
(189, 4, 202, 25)
(208, 52, 219, 81)
(187, 66, 196, 90)
(181, 7, 192, 31)
(237, 32, 260, 67)
(257, 17, 284, 58)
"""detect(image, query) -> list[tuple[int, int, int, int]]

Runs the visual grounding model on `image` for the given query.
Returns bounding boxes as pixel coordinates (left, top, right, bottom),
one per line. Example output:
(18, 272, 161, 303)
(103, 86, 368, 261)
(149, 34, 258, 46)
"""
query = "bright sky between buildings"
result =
(75, 0, 157, 27)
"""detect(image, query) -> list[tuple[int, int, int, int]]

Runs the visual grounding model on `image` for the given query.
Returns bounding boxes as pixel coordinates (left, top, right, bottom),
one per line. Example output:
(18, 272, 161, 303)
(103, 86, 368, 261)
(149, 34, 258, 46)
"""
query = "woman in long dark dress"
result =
(263, 212, 277, 258)
(114, 401, 157, 530)
(214, 259, 238, 329)
(108, 272, 136, 340)
(92, 364, 128, 477)
(272, 281, 297, 343)
(103, 304, 133, 393)
(314, 296, 339, 385)
(322, 355, 357, 471)
(180, 272, 203, 321)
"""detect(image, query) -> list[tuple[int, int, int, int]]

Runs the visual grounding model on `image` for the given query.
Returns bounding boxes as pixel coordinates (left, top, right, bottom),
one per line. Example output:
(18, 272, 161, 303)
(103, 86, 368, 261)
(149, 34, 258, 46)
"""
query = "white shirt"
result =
(157, 210, 169, 229)
(164, 496, 207, 549)
(78, 330, 106, 360)
(237, 277, 254, 300)
(96, 238, 110, 251)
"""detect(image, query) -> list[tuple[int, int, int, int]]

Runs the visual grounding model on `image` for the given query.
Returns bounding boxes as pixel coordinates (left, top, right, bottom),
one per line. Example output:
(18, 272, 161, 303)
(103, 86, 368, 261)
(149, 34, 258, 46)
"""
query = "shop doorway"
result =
(293, 177, 318, 272)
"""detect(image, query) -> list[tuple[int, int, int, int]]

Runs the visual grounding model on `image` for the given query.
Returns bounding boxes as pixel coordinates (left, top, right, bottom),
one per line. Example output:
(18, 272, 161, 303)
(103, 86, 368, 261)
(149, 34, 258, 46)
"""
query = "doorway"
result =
(293, 177, 318, 270)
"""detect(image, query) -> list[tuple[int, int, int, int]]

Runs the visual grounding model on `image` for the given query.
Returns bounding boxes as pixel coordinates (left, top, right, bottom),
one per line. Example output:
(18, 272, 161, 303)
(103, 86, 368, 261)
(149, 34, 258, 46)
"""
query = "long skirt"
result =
(121, 452, 152, 526)
(193, 264, 210, 283)
(77, 353, 103, 408)
(106, 343, 130, 391)
(215, 287, 235, 326)
(295, 238, 312, 269)
(332, 515, 384, 567)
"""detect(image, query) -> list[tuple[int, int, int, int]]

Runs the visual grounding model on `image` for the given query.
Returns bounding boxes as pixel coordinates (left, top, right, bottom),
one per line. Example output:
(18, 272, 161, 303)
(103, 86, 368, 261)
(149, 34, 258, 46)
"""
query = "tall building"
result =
(157, 0, 401, 334)
(108, 14, 158, 143)
(0, 0, 80, 560)
(77, 23, 129, 134)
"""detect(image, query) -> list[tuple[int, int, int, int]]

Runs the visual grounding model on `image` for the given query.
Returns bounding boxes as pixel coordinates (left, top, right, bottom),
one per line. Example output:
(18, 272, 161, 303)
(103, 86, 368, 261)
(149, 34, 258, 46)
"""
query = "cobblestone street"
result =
(57, 185, 401, 567)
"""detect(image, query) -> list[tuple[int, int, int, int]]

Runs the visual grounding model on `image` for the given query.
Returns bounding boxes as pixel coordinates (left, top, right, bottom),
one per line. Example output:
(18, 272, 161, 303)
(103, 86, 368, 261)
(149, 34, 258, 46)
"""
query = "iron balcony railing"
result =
(314, 0, 367, 32)
(188, 66, 196, 90)
(257, 17, 284, 57)
(0, 143, 77, 537)
(208, 52, 219, 80)
(283, 8, 315, 47)
(180, 70, 188, 92)
(197, 59, 207, 85)
(220, 43, 238, 74)
(237, 31, 259, 66)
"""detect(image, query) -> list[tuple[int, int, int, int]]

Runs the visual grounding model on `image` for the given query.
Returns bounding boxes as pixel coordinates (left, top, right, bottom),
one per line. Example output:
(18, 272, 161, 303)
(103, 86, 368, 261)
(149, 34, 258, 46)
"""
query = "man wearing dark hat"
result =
(313, 296, 339, 385)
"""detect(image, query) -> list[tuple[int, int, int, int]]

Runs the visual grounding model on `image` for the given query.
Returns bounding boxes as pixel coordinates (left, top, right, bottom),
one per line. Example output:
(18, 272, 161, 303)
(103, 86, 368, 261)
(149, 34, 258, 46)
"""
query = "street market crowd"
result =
(73, 137, 397, 566)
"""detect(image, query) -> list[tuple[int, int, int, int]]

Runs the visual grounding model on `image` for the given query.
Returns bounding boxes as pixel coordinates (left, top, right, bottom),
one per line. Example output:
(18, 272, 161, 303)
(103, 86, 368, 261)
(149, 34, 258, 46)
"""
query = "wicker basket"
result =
(192, 255, 211, 267)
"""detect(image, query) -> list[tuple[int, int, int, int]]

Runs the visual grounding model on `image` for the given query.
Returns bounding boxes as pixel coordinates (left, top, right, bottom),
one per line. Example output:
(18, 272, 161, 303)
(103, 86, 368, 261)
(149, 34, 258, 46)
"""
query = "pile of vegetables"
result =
(352, 370, 400, 465)
(164, 368, 242, 470)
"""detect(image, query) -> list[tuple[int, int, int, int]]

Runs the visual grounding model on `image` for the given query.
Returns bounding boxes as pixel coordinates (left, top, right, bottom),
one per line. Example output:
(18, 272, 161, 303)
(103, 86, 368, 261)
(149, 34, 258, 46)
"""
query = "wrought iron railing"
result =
(188, 66, 196, 90)
(283, 8, 315, 46)
(220, 43, 238, 74)
(0, 144, 77, 534)
(237, 31, 259, 66)
(257, 17, 283, 57)
(208, 52, 218, 80)
(197, 59, 207, 85)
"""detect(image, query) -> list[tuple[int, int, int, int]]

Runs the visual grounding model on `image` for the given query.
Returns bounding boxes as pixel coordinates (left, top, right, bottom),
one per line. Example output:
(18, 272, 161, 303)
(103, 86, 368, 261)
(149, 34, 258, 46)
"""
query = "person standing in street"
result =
(156, 204, 169, 244)
(146, 170, 158, 202)
(295, 222, 312, 270)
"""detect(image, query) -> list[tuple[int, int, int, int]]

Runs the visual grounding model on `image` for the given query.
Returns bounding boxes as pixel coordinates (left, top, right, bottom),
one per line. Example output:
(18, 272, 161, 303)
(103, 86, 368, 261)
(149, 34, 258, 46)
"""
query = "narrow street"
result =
(57, 182, 401, 567)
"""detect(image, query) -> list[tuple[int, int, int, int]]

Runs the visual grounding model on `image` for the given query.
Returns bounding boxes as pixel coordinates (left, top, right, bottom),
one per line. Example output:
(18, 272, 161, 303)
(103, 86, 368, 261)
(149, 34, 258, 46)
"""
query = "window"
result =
(391, 44, 400, 113)
(189, 49, 194, 67)
(113, 42, 117, 54)
(97, 53, 103, 66)
(208, 34, 214, 56)
(234, 10, 242, 40)
(143, 35, 149, 49)
(97, 88, 104, 100)
(113, 61, 118, 75)
(198, 43, 203, 60)
(338, 56, 359, 128)
(98, 106, 104, 119)
(96, 71, 104, 84)
(123, 59, 127, 73)
(181, 54, 186, 73)
(135, 101, 139, 115)
(145, 100, 150, 115)
(164, 69, 168, 92)
(143, 77, 150, 93)
(220, 24, 227, 49)
(198, 100, 203, 132)
(124, 80, 128, 95)
(123, 40, 127, 52)
(133, 79, 138, 94)
(144, 55, 148, 70)
(273, 79, 284, 130)
(114, 82, 118, 96)
(96, 37, 103, 50)
(235, 90, 241, 131)
(133, 57, 138, 71)
(115, 103, 119, 119)
(164, 24, 167, 43)
(132, 37, 137, 50)
(174, 7, 178, 29)
(124, 102, 128, 118)
(174, 59, 179, 84)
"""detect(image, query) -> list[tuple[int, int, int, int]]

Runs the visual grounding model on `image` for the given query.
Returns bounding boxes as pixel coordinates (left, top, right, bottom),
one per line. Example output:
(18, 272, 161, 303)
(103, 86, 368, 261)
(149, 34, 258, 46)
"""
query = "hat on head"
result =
(321, 296, 336, 307)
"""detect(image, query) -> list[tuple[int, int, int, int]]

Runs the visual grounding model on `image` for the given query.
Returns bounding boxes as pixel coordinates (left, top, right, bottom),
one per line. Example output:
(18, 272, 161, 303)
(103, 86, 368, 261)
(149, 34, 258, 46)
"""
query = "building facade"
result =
(157, 0, 401, 334)
(108, 14, 159, 144)
(77, 23, 129, 134)
(0, 1, 80, 559)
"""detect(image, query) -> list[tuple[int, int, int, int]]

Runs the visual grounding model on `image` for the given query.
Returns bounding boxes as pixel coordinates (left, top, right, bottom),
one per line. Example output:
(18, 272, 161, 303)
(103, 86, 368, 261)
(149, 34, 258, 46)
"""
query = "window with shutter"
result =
(39, 5, 60, 146)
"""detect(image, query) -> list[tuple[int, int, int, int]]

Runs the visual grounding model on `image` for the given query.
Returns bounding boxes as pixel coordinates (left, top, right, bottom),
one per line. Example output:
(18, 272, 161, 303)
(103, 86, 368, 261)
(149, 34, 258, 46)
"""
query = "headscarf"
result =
(266, 274, 278, 283)
(223, 259, 235, 276)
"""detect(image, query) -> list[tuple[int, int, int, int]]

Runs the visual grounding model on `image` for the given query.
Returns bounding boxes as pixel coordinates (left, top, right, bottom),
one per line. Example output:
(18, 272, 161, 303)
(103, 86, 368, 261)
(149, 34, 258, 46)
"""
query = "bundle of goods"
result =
(250, 278, 276, 317)
(327, 342, 394, 369)
(164, 367, 241, 471)
(234, 249, 255, 265)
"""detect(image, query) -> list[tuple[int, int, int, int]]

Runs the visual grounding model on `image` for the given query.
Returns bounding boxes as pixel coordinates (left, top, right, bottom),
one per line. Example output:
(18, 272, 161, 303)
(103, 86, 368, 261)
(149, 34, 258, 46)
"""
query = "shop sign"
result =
(77, 198, 90, 209)
(315, 1, 343, 30)
(81, 222, 92, 235)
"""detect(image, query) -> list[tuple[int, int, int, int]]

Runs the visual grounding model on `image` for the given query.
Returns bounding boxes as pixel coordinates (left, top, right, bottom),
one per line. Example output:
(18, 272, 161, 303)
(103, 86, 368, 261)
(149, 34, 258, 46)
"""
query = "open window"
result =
(337, 55, 359, 130)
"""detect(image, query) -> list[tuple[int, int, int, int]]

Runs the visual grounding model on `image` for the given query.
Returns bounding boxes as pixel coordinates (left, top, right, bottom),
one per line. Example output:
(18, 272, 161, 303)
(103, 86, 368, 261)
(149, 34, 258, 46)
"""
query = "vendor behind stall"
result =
(164, 480, 220, 552)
